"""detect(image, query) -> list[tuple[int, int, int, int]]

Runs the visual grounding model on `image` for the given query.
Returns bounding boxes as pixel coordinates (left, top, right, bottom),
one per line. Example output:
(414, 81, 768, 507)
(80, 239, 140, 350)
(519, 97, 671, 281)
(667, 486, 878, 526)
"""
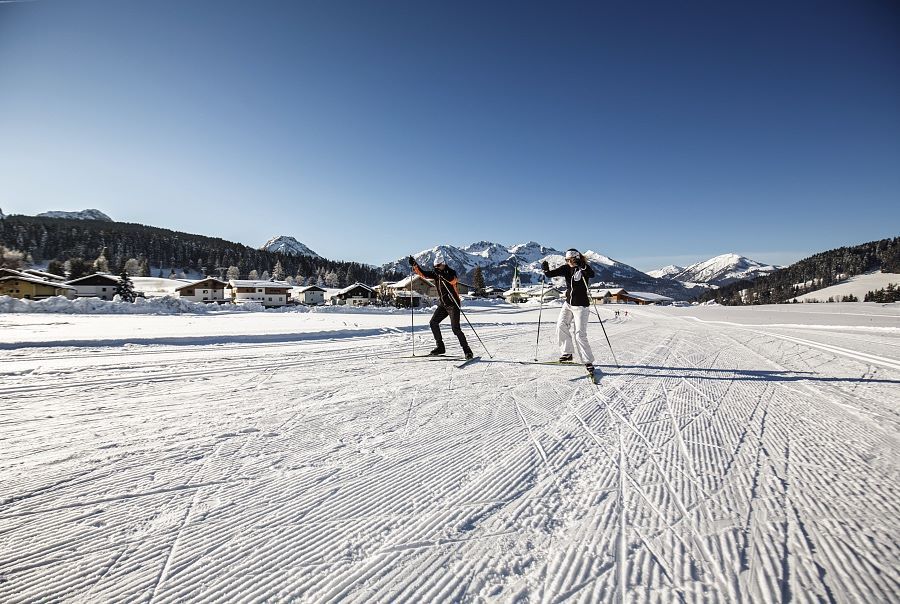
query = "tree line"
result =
(700, 236, 900, 305)
(0, 215, 403, 287)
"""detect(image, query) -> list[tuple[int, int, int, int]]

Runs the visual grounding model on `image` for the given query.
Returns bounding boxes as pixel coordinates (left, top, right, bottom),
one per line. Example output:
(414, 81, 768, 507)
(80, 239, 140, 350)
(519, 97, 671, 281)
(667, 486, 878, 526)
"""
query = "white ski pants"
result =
(556, 303, 594, 364)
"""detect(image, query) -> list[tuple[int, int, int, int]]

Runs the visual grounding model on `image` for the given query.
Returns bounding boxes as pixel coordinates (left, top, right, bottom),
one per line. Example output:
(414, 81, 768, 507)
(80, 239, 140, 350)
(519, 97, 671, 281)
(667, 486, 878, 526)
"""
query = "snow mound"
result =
(0, 295, 266, 315)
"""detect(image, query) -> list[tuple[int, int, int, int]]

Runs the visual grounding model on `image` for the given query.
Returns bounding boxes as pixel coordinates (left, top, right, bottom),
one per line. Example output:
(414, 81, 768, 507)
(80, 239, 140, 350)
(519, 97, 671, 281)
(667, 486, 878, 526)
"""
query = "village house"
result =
(295, 285, 326, 305)
(65, 273, 122, 300)
(225, 279, 292, 307)
(481, 286, 505, 299)
(175, 277, 228, 303)
(589, 286, 673, 305)
(385, 274, 473, 305)
(627, 291, 675, 305)
(0, 275, 75, 300)
(380, 279, 424, 308)
(330, 283, 377, 306)
(503, 285, 562, 303)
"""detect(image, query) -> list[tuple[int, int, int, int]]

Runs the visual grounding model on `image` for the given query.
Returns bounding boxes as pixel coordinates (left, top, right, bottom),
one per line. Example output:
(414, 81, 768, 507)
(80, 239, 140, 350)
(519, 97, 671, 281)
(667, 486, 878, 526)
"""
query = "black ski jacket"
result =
(543, 263, 595, 307)
(413, 264, 461, 307)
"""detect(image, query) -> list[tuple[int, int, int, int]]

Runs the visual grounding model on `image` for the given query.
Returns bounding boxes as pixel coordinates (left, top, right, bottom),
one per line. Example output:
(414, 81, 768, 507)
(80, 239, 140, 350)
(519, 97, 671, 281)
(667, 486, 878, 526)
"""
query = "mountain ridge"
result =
(260, 235, 320, 258)
(652, 253, 779, 287)
(384, 242, 695, 299)
(36, 209, 113, 222)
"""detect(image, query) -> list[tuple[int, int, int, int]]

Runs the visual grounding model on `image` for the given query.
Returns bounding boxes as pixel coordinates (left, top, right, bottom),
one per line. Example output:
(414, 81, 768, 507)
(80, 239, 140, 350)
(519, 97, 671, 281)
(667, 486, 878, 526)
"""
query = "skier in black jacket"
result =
(409, 252, 474, 359)
(541, 248, 595, 371)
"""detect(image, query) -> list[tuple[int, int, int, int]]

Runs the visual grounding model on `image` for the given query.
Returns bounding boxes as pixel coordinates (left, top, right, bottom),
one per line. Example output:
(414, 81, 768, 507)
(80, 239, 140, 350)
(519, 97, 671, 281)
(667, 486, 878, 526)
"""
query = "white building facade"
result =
(295, 285, 326, 305)
(175, 278, 228, 303)
(64, 274, 121, 300)
(226, 280, 292, 307)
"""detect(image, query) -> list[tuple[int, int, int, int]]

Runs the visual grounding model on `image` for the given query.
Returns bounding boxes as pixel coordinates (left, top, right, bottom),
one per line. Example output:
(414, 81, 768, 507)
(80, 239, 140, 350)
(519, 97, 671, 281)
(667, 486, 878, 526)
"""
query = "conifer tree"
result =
(124, 258, 141, 276)
(273, 260, 285, 281)
(93, 249, 109, 273)
(47, 259, 66, 277)
(115, 270, 136, 302)
(472, 266, 485, 294)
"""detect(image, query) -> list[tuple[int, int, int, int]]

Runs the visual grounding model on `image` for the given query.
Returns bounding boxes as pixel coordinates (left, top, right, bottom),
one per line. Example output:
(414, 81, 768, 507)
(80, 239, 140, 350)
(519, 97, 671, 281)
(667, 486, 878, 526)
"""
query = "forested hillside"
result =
(0, 214, 399, 286)
(701, 236, 900, 305)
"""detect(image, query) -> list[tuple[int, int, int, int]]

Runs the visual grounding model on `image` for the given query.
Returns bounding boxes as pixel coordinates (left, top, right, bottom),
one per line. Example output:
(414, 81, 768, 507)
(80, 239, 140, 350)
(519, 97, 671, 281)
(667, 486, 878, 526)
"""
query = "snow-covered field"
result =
(793, 271, 900, 303)
(1, 302, 898, 602)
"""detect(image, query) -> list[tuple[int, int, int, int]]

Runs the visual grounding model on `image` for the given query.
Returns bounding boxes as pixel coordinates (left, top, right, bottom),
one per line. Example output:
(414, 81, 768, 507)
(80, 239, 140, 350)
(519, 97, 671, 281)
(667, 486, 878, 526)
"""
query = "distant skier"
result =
(541, 249, 595, 372)
(409, 252, 474, 359)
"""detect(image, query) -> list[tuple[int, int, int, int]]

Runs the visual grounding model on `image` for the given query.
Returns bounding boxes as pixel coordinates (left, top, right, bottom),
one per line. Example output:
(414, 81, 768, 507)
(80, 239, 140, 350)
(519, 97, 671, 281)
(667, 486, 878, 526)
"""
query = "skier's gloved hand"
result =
(407, 256, 417, 267)
(541, 261, 550, 272)
(579, 258, 587, 268)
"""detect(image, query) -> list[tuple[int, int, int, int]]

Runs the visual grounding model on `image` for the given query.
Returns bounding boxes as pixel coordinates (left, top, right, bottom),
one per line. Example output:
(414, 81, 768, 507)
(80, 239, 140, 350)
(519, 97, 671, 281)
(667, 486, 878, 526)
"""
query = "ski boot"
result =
(558, 353, 573, 363)
(463, 349, 474, 360)
(428, 344, 446, 356)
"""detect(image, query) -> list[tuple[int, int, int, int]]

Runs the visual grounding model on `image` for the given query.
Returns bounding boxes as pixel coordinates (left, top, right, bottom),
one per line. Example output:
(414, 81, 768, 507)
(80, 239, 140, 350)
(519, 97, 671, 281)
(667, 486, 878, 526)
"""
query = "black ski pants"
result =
(430, 303, 471, 352)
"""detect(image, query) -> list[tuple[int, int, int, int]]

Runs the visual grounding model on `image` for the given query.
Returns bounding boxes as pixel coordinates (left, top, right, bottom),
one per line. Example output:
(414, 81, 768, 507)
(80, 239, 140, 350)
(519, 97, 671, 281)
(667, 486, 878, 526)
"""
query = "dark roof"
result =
(0, 275, 75, 289)
(175, 278, 228, 291)
(65, 273, 121, 286)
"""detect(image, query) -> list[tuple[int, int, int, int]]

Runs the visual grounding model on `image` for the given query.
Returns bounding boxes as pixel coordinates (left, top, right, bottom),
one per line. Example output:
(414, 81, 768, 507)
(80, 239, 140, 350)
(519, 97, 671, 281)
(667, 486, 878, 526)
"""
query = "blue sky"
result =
(1, 0, 898, 271)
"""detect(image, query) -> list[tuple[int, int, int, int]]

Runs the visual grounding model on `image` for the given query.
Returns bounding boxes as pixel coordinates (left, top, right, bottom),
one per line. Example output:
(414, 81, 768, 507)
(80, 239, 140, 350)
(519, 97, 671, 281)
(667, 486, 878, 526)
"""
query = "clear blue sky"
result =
(1, 0, 898, 271)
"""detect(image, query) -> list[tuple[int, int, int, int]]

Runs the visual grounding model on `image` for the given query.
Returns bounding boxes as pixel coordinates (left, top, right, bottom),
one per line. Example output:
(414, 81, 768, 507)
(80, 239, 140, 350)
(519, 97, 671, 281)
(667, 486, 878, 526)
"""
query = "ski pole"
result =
(534, 276, 545, 361)
(583, 275, 619, 368)
(437, 275, 494, 358)
(409, 265, 415, 356)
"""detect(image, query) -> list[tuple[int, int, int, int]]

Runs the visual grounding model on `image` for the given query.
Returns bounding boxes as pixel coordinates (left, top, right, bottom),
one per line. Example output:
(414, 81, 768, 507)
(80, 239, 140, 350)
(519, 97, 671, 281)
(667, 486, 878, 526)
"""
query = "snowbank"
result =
(0, 295, 264, 315)
(0, 294, 516, 316)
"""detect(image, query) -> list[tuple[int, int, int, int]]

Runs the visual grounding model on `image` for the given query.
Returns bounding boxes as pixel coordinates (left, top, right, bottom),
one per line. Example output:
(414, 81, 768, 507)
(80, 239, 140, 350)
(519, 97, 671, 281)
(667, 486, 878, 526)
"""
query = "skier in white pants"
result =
(541, 249, 595, 372)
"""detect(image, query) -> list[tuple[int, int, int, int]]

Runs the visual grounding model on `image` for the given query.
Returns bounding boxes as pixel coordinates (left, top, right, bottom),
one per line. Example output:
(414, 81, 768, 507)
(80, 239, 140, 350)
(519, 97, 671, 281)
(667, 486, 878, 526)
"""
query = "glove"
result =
(579, 258, 587, 269)
(541, 261, 550, 272)
(407, 256, 417, 267)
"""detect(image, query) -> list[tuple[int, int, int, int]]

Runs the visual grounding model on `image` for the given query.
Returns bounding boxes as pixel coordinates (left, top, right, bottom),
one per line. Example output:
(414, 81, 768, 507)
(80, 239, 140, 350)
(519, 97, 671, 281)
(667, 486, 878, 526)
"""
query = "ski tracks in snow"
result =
(0, 306, 897, 602)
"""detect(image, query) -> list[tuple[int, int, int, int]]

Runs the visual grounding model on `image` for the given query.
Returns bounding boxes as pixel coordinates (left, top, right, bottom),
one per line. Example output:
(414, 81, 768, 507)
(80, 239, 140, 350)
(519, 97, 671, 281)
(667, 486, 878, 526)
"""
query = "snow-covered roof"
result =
(175, 277, 228, 291)
(502, 286, 558, 297)
(295, 285, 326, 293)
(22, 268, 66, 281)
(0, 274, 75, 289)
(389, 275, 432, 289)
(336, 282, 376, 295)
(64, 273, 120, 285)
(228, 280, 292, 288)
(628, 291, 674, 302)
(589, 288, 625, 296)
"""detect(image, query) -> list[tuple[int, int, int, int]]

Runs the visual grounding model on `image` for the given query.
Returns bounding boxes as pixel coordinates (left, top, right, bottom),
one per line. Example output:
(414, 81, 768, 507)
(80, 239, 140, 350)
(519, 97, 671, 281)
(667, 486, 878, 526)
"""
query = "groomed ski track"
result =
(0, 304, 898, 602)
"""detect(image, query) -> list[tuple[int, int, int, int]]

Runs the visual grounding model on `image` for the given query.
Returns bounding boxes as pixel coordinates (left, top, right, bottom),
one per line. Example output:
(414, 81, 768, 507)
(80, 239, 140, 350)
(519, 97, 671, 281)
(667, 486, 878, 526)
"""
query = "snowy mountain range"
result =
(259, 235, 320, 258)
(36, 209, 113, 222)
(649, 253, 780, 288)
(646, 265, 684, 280)
(384, 241, 694, 298)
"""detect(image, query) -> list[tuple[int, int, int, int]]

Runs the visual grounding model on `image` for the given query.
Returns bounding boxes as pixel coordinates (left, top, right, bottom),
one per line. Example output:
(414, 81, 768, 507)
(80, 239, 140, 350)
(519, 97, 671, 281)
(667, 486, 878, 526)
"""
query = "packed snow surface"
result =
(1, 302, 898, 602)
